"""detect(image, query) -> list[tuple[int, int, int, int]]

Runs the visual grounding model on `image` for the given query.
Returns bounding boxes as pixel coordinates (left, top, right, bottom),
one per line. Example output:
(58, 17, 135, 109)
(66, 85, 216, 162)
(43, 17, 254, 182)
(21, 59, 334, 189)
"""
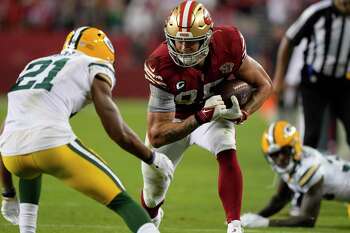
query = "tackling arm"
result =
(237, 55, 273, 115)
(91, 76, 154, 163)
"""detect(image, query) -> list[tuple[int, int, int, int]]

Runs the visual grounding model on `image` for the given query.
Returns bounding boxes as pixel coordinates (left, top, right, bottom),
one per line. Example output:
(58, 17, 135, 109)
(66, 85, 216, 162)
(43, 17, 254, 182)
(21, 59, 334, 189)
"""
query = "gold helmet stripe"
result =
(180, 0, 195, 32)
(68, 26, 89, 49)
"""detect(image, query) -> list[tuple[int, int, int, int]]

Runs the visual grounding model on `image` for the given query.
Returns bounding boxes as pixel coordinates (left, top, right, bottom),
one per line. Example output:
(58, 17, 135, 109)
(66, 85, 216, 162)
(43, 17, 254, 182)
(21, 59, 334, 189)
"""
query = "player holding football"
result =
(0, 26, 174, 233)
(140, 1, 272, 232)
(241, 120, 350, 228)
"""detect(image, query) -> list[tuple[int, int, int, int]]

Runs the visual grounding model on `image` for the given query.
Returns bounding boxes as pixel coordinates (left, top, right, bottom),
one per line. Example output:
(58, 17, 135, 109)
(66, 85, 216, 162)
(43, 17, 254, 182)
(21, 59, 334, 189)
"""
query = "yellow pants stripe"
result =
(3, 142, 124, 205)
(68, 140, 125, 191)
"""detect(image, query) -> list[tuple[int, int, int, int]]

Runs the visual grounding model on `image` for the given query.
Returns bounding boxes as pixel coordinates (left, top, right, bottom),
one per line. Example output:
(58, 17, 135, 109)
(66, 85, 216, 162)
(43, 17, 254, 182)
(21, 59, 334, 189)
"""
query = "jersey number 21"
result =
(11, 57, 69, 92)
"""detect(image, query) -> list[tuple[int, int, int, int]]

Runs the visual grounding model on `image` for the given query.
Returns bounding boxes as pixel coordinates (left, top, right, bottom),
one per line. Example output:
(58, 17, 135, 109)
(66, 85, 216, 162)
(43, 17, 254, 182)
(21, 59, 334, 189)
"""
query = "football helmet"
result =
(334, 0, 350, 13)
(261, 120, 302, 173)
(164, 0, 213, 67)
(62, 26, 115, 64)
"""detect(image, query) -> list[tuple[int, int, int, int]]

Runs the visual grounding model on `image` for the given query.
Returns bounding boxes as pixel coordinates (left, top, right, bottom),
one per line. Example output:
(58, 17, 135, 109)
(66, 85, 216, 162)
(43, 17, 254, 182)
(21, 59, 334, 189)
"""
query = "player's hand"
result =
(221, 96, 248, 124)
(240, 213, 269, 228)
(195, 95, 227, 124)
(150, 152, 174, 180)
(1, 196, 19, 225)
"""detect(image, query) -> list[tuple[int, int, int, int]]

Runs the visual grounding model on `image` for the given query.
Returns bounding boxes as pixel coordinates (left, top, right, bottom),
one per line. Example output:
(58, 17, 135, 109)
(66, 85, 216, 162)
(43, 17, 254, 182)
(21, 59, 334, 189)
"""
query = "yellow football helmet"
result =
(164, 0, 213, 67)
(261, 120, 302, 173)
(62, 26, 115, 64)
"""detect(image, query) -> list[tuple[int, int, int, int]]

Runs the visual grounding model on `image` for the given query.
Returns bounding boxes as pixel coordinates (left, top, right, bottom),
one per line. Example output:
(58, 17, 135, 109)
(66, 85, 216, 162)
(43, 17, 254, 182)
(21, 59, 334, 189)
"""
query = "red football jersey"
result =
(144, 26, 247, 119)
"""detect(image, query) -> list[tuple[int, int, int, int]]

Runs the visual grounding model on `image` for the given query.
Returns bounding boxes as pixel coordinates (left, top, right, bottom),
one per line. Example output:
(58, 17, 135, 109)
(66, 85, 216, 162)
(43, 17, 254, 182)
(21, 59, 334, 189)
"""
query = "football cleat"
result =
(164, 0, 213, 67)
(151, 208, 164, 228)
(227, 220, 243, 233)
(62, 26, 115, 64)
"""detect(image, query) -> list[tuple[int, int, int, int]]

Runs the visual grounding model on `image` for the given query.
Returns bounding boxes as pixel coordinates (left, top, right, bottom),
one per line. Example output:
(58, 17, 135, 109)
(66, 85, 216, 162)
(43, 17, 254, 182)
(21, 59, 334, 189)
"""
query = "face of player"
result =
(334, 0, 350, 14)
(268, 146, 293, 169)
(175, 41, 201, 55)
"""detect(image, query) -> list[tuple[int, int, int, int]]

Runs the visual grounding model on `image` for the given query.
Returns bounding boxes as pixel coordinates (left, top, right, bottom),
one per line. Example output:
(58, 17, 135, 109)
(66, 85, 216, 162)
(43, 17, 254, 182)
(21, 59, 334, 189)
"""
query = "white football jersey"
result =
(0, 51, 115, 155)
(279, 146, 350, 202)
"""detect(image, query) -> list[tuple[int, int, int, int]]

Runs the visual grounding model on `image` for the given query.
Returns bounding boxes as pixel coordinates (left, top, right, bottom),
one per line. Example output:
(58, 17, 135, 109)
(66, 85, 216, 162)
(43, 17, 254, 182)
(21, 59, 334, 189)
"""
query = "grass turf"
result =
(0, 98, 349, 233)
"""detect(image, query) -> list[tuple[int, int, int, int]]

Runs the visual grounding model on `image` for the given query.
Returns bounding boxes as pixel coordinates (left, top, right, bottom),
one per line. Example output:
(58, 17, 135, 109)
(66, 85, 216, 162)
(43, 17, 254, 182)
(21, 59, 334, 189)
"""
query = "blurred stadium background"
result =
(0, 0, 349, 233)
(0, 0, 317, 97)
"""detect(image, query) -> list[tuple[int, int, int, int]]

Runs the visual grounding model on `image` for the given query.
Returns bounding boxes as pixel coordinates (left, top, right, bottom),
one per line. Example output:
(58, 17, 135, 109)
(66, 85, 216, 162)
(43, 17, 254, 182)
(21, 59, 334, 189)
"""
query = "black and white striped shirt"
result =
(286, 0, 350, 79)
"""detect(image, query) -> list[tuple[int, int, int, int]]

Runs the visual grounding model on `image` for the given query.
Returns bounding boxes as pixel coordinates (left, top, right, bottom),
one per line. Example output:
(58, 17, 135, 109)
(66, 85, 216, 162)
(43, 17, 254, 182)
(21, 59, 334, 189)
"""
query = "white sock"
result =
(137, 223, 160, 233)
(19, 203, 39, 233)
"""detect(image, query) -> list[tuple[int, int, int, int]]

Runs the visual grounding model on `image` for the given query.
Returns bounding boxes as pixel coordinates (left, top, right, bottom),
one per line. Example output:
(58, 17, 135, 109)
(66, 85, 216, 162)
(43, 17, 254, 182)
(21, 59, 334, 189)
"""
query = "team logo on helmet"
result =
(164, 1, 213, 67)
(61, 26, 115, 64)
(261, 120, 302, 173)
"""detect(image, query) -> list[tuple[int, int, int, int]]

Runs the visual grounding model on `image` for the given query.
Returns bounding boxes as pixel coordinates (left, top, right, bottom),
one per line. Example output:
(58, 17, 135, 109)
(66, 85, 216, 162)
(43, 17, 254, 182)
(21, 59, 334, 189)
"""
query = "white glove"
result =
(221, 96, 242, 121)
(240, 213, 269, 228)
(1, 196, 19, 225)
(150, 152, 174, 180)
(195, 95, 227, 124)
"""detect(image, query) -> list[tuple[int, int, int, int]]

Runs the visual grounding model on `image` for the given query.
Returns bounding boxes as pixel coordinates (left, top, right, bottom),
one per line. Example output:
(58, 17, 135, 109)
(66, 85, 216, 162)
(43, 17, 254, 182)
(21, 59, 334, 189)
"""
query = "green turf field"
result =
(0, 98, 349, 233)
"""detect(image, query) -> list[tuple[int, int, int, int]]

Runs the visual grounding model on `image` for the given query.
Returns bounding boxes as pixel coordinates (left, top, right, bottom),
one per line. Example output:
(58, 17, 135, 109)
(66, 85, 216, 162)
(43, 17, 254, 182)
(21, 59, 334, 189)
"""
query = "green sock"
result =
(19, 175, 42, 204)
(107, 191, 151, 233)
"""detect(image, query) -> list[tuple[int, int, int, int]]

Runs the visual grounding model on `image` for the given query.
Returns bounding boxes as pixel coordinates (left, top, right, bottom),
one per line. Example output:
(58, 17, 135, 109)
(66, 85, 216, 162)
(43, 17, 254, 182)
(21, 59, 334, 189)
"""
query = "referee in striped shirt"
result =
(274, 0, 350, 148)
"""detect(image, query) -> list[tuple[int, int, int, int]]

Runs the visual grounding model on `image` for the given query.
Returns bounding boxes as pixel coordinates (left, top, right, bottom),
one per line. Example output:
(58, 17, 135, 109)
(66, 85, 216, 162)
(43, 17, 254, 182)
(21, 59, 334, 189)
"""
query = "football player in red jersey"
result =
(140, 1, 273, 233)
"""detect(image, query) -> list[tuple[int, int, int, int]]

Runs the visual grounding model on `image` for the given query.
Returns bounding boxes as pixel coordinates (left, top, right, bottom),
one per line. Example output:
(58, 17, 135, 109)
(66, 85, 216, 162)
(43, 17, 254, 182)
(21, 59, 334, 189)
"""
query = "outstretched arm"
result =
(91, 76, 174, 178)
(91, 76, 154, 163)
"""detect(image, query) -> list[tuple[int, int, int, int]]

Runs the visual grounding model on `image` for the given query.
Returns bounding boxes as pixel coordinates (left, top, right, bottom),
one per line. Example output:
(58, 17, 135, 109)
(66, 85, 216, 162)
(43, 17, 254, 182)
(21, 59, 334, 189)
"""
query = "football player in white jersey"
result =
(241, 120, 350, 228)
(0, 26, 174, 233)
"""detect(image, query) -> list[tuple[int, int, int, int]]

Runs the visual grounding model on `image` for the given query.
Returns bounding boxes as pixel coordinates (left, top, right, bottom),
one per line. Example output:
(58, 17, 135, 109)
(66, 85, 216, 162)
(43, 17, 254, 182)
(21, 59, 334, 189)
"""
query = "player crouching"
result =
(241, 120, 350, 228)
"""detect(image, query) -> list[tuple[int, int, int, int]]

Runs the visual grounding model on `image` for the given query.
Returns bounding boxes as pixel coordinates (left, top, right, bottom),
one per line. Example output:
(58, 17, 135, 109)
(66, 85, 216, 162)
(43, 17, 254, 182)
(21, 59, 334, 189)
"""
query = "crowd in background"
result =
(0, 0, 318, 73)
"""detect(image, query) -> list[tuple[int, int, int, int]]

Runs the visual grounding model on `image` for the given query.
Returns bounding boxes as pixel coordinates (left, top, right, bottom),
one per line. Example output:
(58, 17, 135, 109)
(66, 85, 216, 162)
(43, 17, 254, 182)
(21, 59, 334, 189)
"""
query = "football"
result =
(214, 79, 254, 108)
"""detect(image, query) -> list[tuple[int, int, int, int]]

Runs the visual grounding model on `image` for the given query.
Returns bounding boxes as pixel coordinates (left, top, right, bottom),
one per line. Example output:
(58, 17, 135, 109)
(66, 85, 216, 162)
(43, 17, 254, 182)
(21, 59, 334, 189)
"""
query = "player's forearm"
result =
(273, 37, 293, 94)
(243, 72, 272, 115)
(269, 215, 316, 227)
(115, 122, 154, 163)
(100, 106, 153, 163)
(148, 115, 198, 148)
(258, 194, 290, 217)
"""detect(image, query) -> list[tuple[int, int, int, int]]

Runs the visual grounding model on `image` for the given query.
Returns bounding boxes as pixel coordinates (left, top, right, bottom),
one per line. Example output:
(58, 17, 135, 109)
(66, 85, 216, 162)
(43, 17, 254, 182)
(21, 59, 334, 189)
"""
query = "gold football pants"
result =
(2, 139, 124, 205)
